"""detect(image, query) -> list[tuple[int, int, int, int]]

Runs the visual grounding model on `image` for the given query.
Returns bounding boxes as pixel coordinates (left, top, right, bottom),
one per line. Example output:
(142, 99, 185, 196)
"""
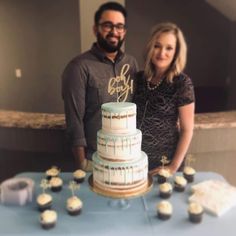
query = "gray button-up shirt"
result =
(62, 43, 138, 159)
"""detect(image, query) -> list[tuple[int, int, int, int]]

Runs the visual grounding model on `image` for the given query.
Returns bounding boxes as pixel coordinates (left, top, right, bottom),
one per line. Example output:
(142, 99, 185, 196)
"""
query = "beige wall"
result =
(189, 127, 236, 185)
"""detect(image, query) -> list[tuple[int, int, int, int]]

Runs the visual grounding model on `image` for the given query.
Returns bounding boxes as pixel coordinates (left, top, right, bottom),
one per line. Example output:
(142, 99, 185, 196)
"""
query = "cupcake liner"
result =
(67, 208, 82, 216)
(50, 186, 62, 192)
(41, 222, 56, 229)
(74, 177, 85, 184)
(188, 212, 203, 223)
(157, 212, 171, 220)
(183, 173, 194, 183)
(159, 191, 171, 199)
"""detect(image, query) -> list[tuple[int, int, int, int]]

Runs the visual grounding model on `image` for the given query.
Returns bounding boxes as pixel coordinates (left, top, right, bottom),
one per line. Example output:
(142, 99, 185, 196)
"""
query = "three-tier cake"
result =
(92, 102, 148, 195)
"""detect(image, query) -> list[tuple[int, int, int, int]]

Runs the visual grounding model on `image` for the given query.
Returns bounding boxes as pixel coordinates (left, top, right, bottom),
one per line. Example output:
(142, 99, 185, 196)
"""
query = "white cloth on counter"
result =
(189, 180, 236, 216)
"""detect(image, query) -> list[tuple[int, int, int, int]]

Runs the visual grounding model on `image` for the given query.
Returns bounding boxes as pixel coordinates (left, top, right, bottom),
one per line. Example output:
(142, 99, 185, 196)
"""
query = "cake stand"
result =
(88, 175, 153, 209)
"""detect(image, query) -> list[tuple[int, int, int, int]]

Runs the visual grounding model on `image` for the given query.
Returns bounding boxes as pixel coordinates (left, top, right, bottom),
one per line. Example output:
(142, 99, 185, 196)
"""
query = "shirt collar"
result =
(90, 43, 124, 63)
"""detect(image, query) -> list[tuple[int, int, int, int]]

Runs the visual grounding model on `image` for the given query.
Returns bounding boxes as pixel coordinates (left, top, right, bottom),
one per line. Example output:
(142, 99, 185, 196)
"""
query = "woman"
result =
(133, 22, 195, 176)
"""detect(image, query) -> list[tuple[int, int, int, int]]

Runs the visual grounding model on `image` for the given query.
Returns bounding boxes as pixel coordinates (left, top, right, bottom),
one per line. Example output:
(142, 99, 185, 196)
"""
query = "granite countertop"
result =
(0, 109, 236, 130)
(0, 110, 65, 130)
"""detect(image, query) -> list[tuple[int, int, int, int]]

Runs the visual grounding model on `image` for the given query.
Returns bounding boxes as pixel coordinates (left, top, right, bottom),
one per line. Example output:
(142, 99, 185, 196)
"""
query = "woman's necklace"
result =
(147, 77, 163, 91)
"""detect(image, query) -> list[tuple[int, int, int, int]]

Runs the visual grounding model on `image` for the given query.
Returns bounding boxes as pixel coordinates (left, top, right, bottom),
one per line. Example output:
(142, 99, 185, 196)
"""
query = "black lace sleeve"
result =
(176, 75, 195, 107)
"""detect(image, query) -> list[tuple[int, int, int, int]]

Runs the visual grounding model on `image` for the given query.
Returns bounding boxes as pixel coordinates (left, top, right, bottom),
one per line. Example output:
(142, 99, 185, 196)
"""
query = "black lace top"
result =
(133, 71, 195, 170)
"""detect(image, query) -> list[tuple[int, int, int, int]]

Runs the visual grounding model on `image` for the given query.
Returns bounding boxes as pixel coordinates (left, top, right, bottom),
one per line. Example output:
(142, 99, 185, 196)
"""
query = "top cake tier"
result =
(101, 102, 136, 134)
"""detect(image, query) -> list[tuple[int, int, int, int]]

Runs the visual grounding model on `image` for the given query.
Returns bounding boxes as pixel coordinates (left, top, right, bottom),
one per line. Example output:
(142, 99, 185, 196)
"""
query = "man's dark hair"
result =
(94, 1, 127, 25)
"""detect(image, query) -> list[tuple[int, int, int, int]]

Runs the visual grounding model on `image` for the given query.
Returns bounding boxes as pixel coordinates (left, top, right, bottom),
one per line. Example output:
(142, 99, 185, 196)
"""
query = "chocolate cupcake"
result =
(157, 200, 173, 220)
(45, 166, 60, 180)
(66, 196, 83, 216)
(183, 166, 196, 183)
(174, 176, 187, 192)
(40, 210, 57, 229)
(159, 182, 172, 199)
(37, 193, 52, 212)
(157, 169, 171, 184)
(73, 169, 86, 183)
(49, 177, 63, 192)
(188, 202, 204, 223)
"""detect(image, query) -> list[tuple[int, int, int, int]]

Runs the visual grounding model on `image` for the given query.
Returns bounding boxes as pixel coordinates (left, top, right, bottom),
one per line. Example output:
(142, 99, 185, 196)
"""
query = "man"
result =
(62, 2, 138, 171)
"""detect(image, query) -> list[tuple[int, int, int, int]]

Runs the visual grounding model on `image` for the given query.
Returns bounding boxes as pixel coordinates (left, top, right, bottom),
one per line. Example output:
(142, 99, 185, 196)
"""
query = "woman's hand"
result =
(148, 166, 165, 177)
(148, 164, 178, 177)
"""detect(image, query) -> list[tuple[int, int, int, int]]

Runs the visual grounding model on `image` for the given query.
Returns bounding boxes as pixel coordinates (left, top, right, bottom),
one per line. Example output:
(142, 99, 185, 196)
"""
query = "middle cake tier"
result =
(97, 129, 142, 161)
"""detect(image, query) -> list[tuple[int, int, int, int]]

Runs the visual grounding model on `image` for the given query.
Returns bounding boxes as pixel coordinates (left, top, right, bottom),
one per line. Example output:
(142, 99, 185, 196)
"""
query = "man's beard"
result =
(96, 32, 124, 53)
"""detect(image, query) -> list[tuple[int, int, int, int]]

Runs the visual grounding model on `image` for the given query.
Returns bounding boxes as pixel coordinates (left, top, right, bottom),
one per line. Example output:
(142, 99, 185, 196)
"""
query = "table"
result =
(0, 172, 235, 235)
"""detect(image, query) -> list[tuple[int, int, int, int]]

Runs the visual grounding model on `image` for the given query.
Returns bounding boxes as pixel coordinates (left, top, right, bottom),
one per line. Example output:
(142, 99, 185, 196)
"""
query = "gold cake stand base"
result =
(88, 174, 153, 199)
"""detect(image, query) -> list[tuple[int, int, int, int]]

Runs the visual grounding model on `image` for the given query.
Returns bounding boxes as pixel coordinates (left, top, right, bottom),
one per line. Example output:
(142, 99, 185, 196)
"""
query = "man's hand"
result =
(81, 159, 93, 172)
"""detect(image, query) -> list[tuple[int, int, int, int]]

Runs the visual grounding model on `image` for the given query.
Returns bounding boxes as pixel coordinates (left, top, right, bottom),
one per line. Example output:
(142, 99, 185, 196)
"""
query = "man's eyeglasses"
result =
(98, 22, 126, 33)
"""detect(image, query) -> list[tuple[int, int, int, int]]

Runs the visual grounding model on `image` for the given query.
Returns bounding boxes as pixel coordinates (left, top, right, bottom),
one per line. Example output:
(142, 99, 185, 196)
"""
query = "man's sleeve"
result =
(62, 61, 87, 147)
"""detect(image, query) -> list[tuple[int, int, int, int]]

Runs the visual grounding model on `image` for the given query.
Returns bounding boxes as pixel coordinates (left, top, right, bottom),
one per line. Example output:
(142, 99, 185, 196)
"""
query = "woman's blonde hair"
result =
(144, 22, 187, 83)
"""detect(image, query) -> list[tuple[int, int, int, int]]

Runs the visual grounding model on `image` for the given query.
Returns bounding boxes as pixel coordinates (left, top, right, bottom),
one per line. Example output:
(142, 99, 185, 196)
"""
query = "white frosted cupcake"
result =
(49, 177, 63, 192)
(73, 169, 86, 183)
(174, 176, 187, 192)
(159, 182, 173, 199)
(188, 202, 204, 223)
(66, 196, 83, 216)
(40, 210, 57, 229)
(183, 166, 196, 183)
(37, 193, 52, 212)
(157, 169, 171, 184)
(157, 200, 173, 220)
(45, 167, 60, 180)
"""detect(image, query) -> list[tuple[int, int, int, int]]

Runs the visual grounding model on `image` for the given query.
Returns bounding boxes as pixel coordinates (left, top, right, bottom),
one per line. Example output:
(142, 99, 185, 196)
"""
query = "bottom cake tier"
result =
(92, 151, 148, 193)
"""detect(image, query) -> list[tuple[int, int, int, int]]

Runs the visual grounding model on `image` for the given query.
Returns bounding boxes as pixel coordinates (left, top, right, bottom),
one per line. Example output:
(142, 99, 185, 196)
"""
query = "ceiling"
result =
(206, 0, 236, 21)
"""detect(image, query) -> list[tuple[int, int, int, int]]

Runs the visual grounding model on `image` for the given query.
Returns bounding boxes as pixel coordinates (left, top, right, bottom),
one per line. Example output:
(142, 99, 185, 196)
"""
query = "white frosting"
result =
(93, 151, 148, 189)
(159, 183, 172, 193)
(101, 102, 136, 134)
(67, 196, 83, 210)
(157, 200, 173, 214)
(97, 129, 141, 161)
(46, 167, 59, 177)
(73, 170, 86, 178)
(37, 193, 52, 205)
(188, 202, 203, 214)
(175, 176, 187, 186)
(40, 210, 57, 224)
(49, 177, 63, 187)
(158, 169, 171, 178)
(184, 166, 196, 175)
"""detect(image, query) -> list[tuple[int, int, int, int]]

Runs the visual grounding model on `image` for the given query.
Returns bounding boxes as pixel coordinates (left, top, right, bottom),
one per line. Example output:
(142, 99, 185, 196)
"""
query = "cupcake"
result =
(49, 177, 63, 192)
(37, 193, 53, 212)
(174, 176, 187, 192)
(159, 182, 172, 199)
(188, 202, 204, 223)
(40, 210, 57, 229)
(157, 169, 171, 184)
(73, 169, 86, 183)
(157, 200, 173, 220)
(45, 166, 60, 180)
(183, 166, 196, 183)
(66, 196, 83, 216)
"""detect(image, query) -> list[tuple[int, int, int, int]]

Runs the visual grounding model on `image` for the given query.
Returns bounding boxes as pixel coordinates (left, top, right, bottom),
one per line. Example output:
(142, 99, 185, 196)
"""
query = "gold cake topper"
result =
(108, 64, 133, 102)
(160, 155, 170, 168)
(40, 179, 50, 193)
(68, 181, 80, 196)
(185, 154, 195, 167)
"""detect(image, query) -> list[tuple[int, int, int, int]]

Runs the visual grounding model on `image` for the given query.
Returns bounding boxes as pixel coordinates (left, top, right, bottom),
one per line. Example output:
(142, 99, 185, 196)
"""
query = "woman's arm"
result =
(149, 102, 195, 176)
(168, 102, 195, 174)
